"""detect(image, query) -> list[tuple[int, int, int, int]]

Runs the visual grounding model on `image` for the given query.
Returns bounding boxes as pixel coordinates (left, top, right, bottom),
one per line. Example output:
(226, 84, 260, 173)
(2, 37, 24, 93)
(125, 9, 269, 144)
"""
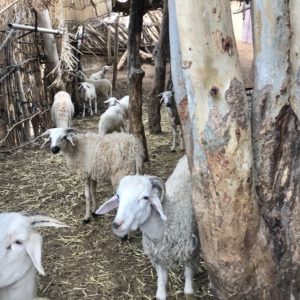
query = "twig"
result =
(0, 108, 51, 148)
(0, 0, 20, 15)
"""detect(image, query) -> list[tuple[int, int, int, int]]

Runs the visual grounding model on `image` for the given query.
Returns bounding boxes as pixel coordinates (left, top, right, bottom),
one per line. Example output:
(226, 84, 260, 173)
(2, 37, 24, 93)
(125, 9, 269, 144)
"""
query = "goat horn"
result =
(27, 214, 69, 228)
(148, 176, 166, 203)
(40, 137, 50, 149)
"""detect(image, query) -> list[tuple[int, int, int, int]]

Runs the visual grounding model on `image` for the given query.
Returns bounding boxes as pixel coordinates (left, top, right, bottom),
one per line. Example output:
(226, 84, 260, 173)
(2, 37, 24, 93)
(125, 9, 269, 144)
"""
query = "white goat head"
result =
(40, 128, 80, 154)
(157, 91, 173, 107)
(0, 213, 68, 289)
(104, 97, 119, 108)
(95, 175, 166, 237)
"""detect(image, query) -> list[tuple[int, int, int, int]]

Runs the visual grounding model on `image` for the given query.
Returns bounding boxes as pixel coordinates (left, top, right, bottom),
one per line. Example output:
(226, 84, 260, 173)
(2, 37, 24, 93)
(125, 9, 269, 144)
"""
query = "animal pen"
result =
(0, 0, 161, 152)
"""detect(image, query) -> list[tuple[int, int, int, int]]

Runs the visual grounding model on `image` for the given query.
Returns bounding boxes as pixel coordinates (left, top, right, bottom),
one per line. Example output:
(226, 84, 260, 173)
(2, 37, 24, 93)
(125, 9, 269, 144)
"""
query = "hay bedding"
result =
(0, 61, 212, 299)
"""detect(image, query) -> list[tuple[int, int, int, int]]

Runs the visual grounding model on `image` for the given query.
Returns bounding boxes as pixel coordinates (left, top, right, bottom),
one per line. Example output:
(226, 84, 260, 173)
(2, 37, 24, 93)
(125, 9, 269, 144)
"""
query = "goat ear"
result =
(156, 92, 163, 98)
(160, 98, 164, 105)
(26, 232, 45, 276)
(95, 195, 119, 215)
(150, 191, 167, 221)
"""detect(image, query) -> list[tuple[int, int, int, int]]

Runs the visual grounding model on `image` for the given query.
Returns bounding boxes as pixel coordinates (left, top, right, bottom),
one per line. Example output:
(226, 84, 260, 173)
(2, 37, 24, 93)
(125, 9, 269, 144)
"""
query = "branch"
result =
(0, 108, 51, 148)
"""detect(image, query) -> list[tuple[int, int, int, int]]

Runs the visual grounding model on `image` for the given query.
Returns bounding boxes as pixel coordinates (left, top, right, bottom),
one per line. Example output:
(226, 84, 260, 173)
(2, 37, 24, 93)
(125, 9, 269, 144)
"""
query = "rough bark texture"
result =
(127, 0, 149, 161)
(148, 0, 169, 134)
(175, 1, 278, 299)
(252, 1, 300, 299)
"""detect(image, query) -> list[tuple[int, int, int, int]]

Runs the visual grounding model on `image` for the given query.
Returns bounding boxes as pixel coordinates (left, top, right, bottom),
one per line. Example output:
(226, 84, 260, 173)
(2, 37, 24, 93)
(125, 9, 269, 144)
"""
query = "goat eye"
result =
(143, 196, 149, 200)
(15, 240, 22, 245)
(63, 136, 67, 140)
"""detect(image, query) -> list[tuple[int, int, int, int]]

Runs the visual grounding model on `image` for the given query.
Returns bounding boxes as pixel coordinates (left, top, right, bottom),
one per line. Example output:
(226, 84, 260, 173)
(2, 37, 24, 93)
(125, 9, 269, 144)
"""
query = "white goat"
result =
(96, 156, 198, 300)
(0, 213, 68, 300)
(41, 128, 144, 223)
(98, 105, 126, 135)
(104, 95, 129, 119)
(78, 82, 97, 117)
(89, 65, 110, 80)
(51, 91, 74, 128)
(157, 91, 183, 151)
(78, 71, 112, 100)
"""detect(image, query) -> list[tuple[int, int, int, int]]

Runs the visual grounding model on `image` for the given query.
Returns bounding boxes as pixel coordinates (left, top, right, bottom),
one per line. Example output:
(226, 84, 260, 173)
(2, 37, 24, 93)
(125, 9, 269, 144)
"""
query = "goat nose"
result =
(166, 103, 171, 107)
(51, 146, 60, 154)
(112, 222, 121, 230)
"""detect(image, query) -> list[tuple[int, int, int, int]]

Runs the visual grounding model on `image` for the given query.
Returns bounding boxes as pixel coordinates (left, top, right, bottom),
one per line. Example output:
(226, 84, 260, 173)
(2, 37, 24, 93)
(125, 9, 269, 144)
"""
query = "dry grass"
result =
(0, 62, 213, 300)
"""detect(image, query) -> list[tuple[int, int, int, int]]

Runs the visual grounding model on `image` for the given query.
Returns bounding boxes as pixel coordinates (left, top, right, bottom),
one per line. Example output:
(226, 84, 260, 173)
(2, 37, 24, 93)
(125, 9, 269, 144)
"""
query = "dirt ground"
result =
(0, 42, 252, 300)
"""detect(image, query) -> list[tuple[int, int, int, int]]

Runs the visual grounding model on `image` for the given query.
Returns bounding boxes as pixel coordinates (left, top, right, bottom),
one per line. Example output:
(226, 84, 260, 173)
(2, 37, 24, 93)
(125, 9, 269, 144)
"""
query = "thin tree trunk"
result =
(32, 1, 64, 92)
(168, 0, 192, 165)
(148, 0, 169, 134)
(128, 0, 149, 161)
(175, 1, 277, 299)
(112, 16, 120, 91)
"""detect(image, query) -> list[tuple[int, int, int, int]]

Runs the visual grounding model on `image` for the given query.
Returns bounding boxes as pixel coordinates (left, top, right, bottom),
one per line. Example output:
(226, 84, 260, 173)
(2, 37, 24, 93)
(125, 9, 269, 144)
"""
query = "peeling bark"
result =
(174, 1, 278, 299)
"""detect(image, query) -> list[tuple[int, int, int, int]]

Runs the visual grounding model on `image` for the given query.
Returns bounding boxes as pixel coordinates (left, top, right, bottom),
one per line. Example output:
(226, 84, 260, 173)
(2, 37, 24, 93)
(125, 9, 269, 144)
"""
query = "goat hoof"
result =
(82, 218, 90, 224)
(92, 212, 98, 218)
(121, 235, 128, 242)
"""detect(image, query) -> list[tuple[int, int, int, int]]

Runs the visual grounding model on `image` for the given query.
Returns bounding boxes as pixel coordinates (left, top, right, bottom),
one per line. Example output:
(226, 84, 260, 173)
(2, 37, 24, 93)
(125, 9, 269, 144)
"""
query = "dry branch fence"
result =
(0, 0, 162, 152)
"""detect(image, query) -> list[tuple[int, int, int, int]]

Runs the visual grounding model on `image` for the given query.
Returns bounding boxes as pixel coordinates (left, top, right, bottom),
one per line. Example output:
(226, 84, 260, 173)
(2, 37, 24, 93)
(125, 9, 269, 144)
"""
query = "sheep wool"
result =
(64, 132, 144, 187)
(51, 91, 74, 128)
(142, 156, 199, 269)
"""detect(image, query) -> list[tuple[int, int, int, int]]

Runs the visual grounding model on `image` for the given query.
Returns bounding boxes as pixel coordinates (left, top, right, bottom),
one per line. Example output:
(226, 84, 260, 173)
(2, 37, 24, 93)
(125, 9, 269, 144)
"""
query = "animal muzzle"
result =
(51, 146, 60, 154)
(166, 103, 171, 107)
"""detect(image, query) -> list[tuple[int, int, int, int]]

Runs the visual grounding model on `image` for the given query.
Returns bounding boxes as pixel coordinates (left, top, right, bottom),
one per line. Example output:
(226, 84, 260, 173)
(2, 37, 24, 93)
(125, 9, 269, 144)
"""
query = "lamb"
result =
(157, 91, 184, 151)
(51, 91, 74, 128)
(98, 105, 126, 135)
(78, 82, 97, 117)
(78, 71, 112, 100)
(104, 95, 129, 119)
(89, 65, 110, 80)
(0, 212, 68, 300)
(96, 155, 199, 300)
(40, 128, 144, 223)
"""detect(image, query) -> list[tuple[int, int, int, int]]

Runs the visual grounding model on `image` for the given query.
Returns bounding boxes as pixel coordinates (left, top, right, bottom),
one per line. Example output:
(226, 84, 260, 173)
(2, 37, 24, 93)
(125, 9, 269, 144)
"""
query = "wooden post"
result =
(112, 16, 120, 91)
(107, 26, 112, 65)
(148, 0, 169, 134)
(128, 0, 149, 161)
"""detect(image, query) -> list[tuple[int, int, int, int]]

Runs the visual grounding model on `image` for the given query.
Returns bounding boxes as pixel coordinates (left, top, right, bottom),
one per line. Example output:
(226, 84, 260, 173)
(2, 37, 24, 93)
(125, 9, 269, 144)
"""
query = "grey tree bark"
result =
(172, 0, 299, 299)
(32, 1, 65, 92)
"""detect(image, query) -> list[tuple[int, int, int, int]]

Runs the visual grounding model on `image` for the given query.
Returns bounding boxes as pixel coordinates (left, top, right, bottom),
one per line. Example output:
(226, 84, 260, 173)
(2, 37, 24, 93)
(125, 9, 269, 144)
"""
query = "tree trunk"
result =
(128, 0, 149, 161)
(32, 1, 64, 92)
(148, 0, 169, 134)
(252, 1, 300, 299)
(174, 1, 277, 299)
(168, 0, 192, 164)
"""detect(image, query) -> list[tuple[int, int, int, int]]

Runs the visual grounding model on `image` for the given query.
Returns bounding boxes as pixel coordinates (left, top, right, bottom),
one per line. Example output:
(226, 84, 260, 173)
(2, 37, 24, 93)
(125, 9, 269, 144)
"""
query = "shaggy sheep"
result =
(0, 212, 68, 300)
(78, 82, 97, 117)
(98, 105, 126, 135)
(51, 91, 74, 128)
(78, 71, 112, 100)
(41, 128, 144, 223)
(157, 91, 183, 151)
(89, 65, 110, 80)
(96, 155, 199, 300)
